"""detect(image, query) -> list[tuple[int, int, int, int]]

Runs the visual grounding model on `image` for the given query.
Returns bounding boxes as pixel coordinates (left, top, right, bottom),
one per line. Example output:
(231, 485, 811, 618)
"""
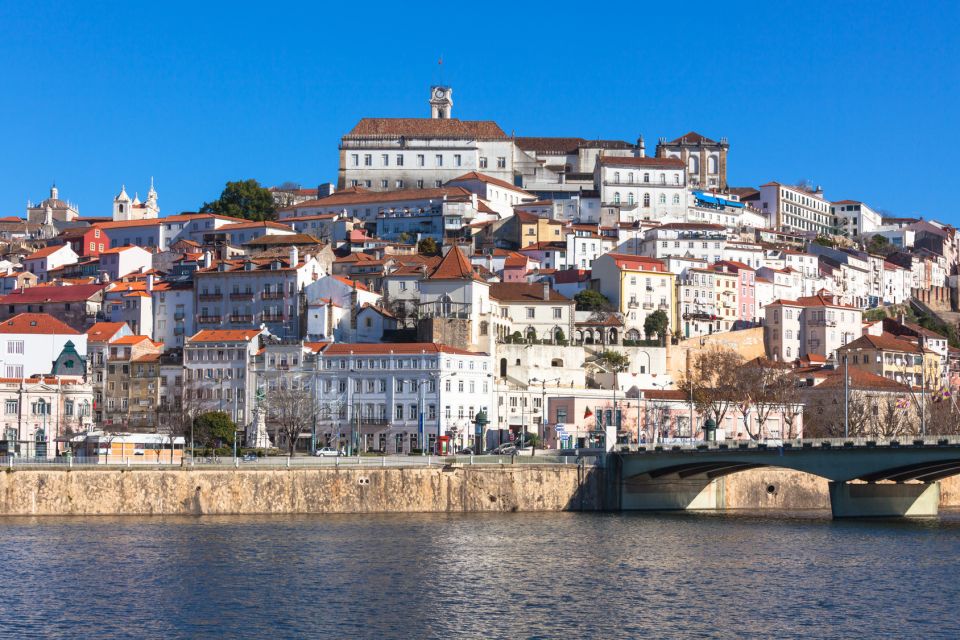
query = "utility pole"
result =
(843, 354, 849, 439)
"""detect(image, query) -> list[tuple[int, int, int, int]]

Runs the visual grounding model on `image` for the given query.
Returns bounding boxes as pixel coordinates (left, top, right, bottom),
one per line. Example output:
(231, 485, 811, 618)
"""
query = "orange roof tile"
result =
(0, 313, 80, 335)
(428, 245, 481, 281)
(24, 245, 71, 260)
(187, 329, 262, 343)
(86, 322, 129, 342)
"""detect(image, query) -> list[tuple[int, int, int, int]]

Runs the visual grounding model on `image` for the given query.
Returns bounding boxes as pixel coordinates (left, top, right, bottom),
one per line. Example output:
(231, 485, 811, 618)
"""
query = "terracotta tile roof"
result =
(515, 137, 635, 154)
(303, 341, 330, 353)
(656, 222, 726, 231)
(833, 199, 863, 205)
(24, 245, 70, 260)
(93, 212, 246, 230)
(840, 332, 927, 354)
(321, 342, 482, 356)
(244, 233, 325, 246)
(219, 221, 294, 231)
(100, 246, 148, 255)
(552, 269, 591, 284)
(86, 322, 129, 342)
(331, 275, 370, 291)
(447, 172, 534, 196)
(490, 282, 569, 302)
(0, 283, 105, 304)
(0, 313, 80, 335)
(767, 294, 856, 309)
(811, 368, 913, 392)
(112, 335, 153, 346)
(286, 186, 472, 210)
(345, 118, 508, 139)
(642, 389, 688, 401)
(187, 329, 262, 343)
(359, 303, 396, 319)
(668, 131, 718, 145)
(603, 253, 669, 272)
(428, 245, 481, 281)
(597, 156, 684, 169)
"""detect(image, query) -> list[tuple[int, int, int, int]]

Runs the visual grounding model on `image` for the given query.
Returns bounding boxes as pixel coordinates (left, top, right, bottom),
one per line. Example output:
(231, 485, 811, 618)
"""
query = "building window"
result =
(396, 154, 404, 166)
(435, 154, 443, 167)
(364, 154, 372, 166)
(479, 157, 488, 169)
(6, 340, 23, 354)
(417, 154, 425, 167)
(416, 180, 424, 189)
(4, 400, 17, 414)
(526, 307, 535, 319)
(643, 193, 651, 207)
(381, 154, 389, 166)
(351, 154, 359, 166)
(497, 157, 506, 169)
(613, 192, 621, 205)
(380, 180, 388, 188)
(395, 180, 404, 189)
(454, 154, 462, 167)
(553, 307, 562, 319)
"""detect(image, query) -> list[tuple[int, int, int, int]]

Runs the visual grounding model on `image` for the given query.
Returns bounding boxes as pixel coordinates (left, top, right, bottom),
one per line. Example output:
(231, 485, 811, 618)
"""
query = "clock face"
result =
(434, 88, 446, 100)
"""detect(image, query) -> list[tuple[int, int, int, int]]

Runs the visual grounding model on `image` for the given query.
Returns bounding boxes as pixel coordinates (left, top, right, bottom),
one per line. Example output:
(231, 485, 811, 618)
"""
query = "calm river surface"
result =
(1, 510, 959, 639)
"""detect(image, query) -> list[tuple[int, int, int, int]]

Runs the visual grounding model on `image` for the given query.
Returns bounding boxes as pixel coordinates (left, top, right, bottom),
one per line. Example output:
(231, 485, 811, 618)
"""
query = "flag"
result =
(584, 407, 593, 419)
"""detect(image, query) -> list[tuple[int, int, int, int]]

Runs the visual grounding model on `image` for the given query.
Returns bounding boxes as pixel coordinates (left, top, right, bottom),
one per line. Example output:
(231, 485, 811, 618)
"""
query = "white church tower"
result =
(112, 179, 159, 221)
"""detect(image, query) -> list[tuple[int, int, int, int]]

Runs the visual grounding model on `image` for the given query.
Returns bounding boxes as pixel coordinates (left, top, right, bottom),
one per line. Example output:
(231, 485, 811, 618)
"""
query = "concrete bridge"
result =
(608, 437, 960, 517)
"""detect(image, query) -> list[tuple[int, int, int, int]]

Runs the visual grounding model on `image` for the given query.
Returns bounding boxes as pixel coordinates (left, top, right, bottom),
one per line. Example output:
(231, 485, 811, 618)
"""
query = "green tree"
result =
(193, 411, 237, 450)
(200, 179, 277, 221)
(574, 289, 611, 311)
(644, 310, 670, 343)
(417, 237, 440, 256)
(812, 235, 834, 247)
(865, 234, 894, 256)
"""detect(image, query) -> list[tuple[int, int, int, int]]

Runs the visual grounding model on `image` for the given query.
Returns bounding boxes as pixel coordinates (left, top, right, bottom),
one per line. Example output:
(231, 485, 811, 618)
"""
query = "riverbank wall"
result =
(0, 466, 958, 516)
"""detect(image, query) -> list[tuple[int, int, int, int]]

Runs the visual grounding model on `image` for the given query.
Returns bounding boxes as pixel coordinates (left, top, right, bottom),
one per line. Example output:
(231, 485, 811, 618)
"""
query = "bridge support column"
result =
(828, 481, 939, 518)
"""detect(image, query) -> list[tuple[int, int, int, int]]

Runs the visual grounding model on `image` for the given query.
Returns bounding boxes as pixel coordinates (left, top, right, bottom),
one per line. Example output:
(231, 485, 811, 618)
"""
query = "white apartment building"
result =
(23, 244, 78, 282)
(594, 156, 686, 222)
(446, 172, 535, 217)
(183, 329, 263, 426)
(765, 294, 863, 363)
(723, 242, 765, 269)
(677, 268, 719, 338)
(639, 223, 728, 264)
(0, 313, 87, 379)
(99, 246, 152, 280)
(308, 343, 493, 454)
(831, 200, 881, 237)
(758, 182, 833, 235)
(338, 87, 516, 191)
(152, 280, 195, 351)
(489, 282, 575, 344)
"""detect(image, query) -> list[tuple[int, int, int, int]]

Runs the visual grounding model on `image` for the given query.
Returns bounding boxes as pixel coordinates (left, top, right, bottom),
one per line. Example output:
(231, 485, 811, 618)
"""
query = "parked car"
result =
(457, 448, 474, 455)
(242, 453, 258, 462)
(315, 447, 340, 457)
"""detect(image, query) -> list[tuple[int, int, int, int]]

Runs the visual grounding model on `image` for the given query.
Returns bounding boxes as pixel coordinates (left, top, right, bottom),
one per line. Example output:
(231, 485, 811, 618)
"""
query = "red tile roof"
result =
(0, 313, 80, 335)
(428, 245, 481, 281)
(187, 329, 262, 343)
(767, 294, 857, 309)
(668, 131, 718, 145)
(603, 253, 669, 272)
(840, 332, 928, 354)
(489, 283, 569, 302)
(112, 335, 153, 346)
(345, 118, 508, 139)
(24, 245, 71, 260)
(86, 322, 129, 342)
(321, 342, 482, 356)
(0, 283, 106, 304)
(597, 156, 684, 169)
(811, 368, 913, 392)
(447, 171, 534, 196)
(219, 220, 294, 231)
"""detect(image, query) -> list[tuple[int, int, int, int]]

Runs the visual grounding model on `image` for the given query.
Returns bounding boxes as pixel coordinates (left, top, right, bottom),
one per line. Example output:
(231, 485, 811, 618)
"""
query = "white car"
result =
(314, 447, 340, 457)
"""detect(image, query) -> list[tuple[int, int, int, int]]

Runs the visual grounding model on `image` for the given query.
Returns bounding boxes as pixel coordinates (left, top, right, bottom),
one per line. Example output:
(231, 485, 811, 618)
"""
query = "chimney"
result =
(146, 274, 154, 292)
(543, 282, 550, 301)
(289, 246, 299, 267)
(201, 251, 212, 269)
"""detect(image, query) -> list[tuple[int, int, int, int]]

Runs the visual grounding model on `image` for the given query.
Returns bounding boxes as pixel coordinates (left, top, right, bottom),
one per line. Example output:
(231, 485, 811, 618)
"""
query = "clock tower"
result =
(429, 85, 453, 119)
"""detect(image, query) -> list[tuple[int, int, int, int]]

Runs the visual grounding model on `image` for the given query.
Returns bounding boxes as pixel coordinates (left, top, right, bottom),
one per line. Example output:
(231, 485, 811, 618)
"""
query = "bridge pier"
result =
(622, 475, 719, 511)
(828, 481, 940, 518)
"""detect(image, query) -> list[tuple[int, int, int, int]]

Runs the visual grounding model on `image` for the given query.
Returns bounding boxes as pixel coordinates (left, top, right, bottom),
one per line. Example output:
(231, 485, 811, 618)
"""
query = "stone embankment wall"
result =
(0, 465, 604, 516)
(0, 466, 956, 516)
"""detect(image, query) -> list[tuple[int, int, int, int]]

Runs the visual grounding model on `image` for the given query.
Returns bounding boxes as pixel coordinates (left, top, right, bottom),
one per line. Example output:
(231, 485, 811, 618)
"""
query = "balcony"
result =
(642, 302, 654, 310)
(628, 300, 639, 309)
(173, 312, 185, 321)
(230, 292, 255, 301)
(174, 327, 185, 336)
(229, 314, 254, 323)
(261, 313, 284, 322)
(658, 303, 669, 311)
(198, 315, 222, 324)
(198, 292, 222, 301)
(261, 291, 285, 300)
(359, 418, 389, 426)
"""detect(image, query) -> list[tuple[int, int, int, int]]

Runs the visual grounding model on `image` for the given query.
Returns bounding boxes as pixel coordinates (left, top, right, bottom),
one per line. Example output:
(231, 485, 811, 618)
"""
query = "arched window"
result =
(643, 172, 650, 183)
(551, 358, 564, 367)
(439, 294, 452, 317)
(626, 329, 641, 341)
(659, 193, 666, 204)
(499, 358, 507, 378)
(627, 193, 635, 205)
(614, 171, 620, 184)
(688, 155, 699, 174)
(609, 328, 618, 344)
(526, 327, 537, 343)
(643, 193, 650, 208)
(660, 173, 666, 184)
(708, 155, 718, 174)
(672, 194, 680, 204)
(613, 192, 621, 205)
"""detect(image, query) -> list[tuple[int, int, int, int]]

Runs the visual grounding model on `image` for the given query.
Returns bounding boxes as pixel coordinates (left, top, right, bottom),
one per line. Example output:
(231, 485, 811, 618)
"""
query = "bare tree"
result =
(738, 360, 795, 440)
(679, 348, 745, 432)
(266, 378, 318, 456)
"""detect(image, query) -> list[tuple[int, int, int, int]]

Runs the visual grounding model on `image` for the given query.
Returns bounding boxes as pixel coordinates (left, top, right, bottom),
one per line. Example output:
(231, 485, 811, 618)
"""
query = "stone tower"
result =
(430, 86, 453, 119)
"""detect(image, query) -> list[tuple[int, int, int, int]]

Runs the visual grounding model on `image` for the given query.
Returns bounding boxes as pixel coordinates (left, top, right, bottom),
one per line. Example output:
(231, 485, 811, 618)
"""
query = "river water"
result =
(1, 510, 959, 639)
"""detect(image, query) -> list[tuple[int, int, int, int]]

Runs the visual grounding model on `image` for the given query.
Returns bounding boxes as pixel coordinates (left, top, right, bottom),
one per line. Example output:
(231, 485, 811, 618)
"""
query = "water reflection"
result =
(0, 511, 958, 639)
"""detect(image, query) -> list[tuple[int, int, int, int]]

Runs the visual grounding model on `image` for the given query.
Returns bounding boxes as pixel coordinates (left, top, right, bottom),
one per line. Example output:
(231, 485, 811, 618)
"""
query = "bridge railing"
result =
(619, 435, 960, 454)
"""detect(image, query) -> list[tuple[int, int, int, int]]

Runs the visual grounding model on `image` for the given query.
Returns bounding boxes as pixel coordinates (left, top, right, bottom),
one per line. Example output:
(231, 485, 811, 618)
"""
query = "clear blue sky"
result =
(1, 0, 958, 221)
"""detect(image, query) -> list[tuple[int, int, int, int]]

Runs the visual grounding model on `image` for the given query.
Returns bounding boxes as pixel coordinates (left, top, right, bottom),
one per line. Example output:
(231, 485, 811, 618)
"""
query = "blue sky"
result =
(1, 1, 958, 221)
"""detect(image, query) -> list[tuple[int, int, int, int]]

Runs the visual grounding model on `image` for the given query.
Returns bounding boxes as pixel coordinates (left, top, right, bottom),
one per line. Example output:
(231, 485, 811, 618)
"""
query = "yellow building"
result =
(593, 253, 677, 341)
(837, 332, 940, 389)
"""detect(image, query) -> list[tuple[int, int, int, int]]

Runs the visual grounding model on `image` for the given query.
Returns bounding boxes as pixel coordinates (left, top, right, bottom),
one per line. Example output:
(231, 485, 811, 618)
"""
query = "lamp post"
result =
(530, 377, 560, 450)
(650, 380, 674, 443)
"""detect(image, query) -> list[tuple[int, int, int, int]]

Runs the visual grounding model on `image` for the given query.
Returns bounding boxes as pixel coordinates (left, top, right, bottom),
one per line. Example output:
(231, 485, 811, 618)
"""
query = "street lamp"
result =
(649, 380, 674, 443)
(530, 377, 560, 451)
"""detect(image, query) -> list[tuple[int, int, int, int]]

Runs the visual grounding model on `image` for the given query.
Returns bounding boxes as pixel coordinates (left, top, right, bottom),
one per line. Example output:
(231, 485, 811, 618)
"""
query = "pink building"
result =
(713, 260, 757, 325)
